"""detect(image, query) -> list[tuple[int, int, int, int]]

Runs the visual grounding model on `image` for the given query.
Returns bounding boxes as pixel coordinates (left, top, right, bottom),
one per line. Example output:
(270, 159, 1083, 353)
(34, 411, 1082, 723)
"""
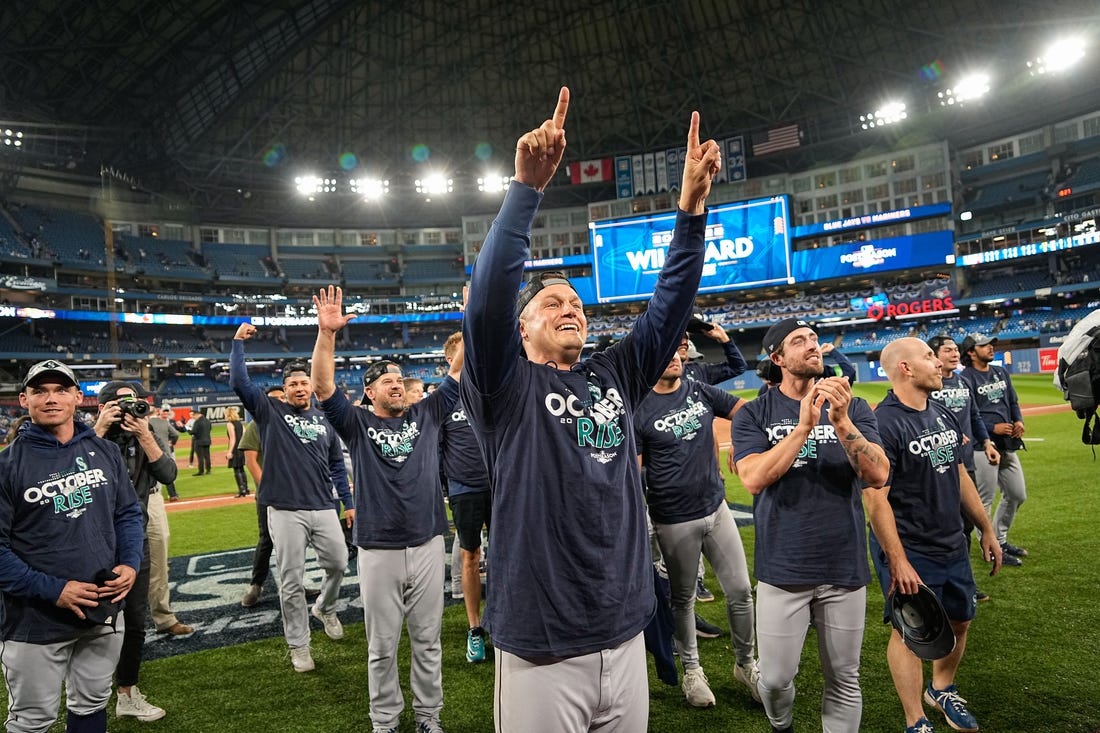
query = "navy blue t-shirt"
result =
(321, 377, 458, 549)
(230, 342, 352, 512)
(929, 372, 989, 470)
(635, 380, 738, 524)
(959, 364, 1023, 435)
(462, 181, 705, 659)
(873, 391, 967, 558)
(440, 398, 489, 496)
(732, 387, 881, 587)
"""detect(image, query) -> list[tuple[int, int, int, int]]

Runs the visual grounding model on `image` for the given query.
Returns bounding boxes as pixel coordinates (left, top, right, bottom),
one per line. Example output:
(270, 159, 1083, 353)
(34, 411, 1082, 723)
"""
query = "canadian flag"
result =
(568, 158, 613, 184)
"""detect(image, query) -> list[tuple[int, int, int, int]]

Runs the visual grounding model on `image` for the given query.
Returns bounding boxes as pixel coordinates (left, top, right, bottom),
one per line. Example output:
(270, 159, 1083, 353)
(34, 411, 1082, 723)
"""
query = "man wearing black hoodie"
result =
(0, 360, 144, 733)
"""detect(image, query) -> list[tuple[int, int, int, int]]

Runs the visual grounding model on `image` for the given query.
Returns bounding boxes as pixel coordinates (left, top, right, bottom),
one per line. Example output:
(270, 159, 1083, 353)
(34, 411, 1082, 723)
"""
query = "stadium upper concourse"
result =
(1, 2, 1100, 406)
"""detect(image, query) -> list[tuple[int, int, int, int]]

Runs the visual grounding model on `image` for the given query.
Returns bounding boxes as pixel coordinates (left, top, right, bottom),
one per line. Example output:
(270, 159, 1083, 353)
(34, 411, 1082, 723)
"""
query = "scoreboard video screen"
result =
(589, 195, 792, 304)
(791, 230, 955, 282)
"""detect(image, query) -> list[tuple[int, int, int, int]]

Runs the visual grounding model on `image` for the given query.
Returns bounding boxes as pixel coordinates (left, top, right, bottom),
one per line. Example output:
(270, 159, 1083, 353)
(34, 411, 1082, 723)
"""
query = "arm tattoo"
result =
(841, 429, 884, 472)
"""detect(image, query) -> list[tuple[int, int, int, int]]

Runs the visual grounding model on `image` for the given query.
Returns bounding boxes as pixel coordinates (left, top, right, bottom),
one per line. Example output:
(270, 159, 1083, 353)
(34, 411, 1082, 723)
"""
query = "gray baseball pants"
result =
(357, 535, 445, 730)
(494, 632, 647, 733)
(266, 506, 348, 648)
(973, 449, 1027, 544)
(1, 622, 123, 733)
(653, 503, 755, 669)
(756, 582, 866, 733)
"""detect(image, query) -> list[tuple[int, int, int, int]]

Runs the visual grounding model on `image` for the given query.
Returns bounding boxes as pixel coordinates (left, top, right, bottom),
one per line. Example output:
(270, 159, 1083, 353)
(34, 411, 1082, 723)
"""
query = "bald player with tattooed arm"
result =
(461, 87, 720, 733)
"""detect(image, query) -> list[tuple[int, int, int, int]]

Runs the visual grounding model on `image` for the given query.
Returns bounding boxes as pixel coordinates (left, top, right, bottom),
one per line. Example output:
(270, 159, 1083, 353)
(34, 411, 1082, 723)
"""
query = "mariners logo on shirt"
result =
(765, 419, 838, 468)
(23, 458, 108, 516)
(930, 386, 969, 412)
(544, 382, 626, 458)
(449, 408, 468, 424)
(367, 420, 421, 463)
(976, 379, 1007, 404)
(907, 418, 959, 474)
(652, 397, 709, 441)
(283, 413, 329, 444)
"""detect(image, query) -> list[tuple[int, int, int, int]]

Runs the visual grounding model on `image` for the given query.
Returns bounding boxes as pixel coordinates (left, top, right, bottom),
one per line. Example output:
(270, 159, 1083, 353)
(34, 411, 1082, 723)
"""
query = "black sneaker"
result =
(696, 578, 715, 602)
(999, 550, 1023, 567)
(1001, 541, 1029, 557)
(695, 614, 723, 639)
(975, 589, 991, 602)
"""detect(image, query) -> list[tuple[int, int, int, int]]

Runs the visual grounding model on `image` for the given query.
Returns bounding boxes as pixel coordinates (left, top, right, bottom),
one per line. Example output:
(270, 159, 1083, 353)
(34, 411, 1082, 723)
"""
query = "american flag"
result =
(753, 124, 802, 156)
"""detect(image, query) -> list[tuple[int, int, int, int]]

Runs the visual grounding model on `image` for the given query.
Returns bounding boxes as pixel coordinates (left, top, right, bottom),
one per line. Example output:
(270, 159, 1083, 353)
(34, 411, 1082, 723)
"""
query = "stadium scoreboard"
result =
(589, 195, 793, 304)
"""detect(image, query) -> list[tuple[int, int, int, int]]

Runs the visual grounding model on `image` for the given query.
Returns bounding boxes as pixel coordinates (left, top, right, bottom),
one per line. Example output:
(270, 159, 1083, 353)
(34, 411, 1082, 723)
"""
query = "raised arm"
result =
(229, 324, 266, 414)
(464, 88, 569, 394)
(628, 112, 720, 387)
(311, 285, 357, 401)
(700, 324, 749, 382)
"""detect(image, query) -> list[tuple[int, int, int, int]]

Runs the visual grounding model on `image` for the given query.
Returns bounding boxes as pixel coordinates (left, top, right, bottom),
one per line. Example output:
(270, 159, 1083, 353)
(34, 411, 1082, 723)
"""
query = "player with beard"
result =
(230, 326, 354, 673)
(732, 318, 889, 733)
(959, 334, 1029, 566)
(864, 338, 1002, 733)
(634, 351, 757, 708)
(311, 296, 463, 733)
(461, 88, 719, 733)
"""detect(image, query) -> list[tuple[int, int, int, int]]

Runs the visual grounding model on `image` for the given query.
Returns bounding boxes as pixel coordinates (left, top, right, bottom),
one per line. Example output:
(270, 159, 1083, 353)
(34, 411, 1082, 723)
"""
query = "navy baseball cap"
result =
(21, 360, 78, 391)
(516, 271, 578, 317)
(762, 318, 814, 355)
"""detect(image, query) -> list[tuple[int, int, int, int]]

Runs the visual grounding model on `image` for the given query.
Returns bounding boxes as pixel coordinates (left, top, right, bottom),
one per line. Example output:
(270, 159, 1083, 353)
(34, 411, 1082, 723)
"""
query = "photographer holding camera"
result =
(93, 381, 178, 722)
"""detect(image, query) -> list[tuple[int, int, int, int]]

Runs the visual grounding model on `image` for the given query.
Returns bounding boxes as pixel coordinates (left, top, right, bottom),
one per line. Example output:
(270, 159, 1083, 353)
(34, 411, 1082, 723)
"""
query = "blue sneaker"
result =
(924, 683, 978, 732)
(694, 614, 723, 639)
(905, 717, 935, 733)
(466, 626, 486, 663)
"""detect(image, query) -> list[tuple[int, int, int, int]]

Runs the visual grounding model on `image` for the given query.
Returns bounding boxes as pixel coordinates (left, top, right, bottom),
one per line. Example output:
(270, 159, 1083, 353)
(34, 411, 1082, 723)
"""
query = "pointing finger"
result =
(687, 111, 700, 150)
(552, 86, 570, 129)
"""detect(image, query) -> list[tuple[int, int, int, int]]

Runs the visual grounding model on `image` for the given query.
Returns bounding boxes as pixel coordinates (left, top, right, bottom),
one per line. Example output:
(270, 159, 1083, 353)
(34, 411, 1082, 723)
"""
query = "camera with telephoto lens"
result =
(117, 395, 151, 419)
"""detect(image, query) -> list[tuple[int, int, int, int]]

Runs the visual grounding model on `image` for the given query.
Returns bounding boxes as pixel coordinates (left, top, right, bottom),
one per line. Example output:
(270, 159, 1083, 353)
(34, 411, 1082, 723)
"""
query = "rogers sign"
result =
(867, 297, 954, 321)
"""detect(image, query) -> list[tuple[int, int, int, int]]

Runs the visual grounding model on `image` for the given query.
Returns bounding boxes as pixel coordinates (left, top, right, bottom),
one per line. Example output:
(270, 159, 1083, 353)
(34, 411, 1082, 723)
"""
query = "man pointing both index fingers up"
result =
(461, 87, 720, 733)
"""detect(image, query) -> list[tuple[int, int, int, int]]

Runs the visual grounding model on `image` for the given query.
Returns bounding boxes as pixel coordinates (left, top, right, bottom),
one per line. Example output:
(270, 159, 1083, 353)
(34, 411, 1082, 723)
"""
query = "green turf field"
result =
(11, 374, 1100, 731)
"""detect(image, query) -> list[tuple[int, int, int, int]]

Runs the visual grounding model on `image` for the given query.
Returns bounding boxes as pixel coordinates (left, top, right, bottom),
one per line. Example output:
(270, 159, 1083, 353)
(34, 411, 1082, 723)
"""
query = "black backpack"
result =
(1057, 323, 1100, 445)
